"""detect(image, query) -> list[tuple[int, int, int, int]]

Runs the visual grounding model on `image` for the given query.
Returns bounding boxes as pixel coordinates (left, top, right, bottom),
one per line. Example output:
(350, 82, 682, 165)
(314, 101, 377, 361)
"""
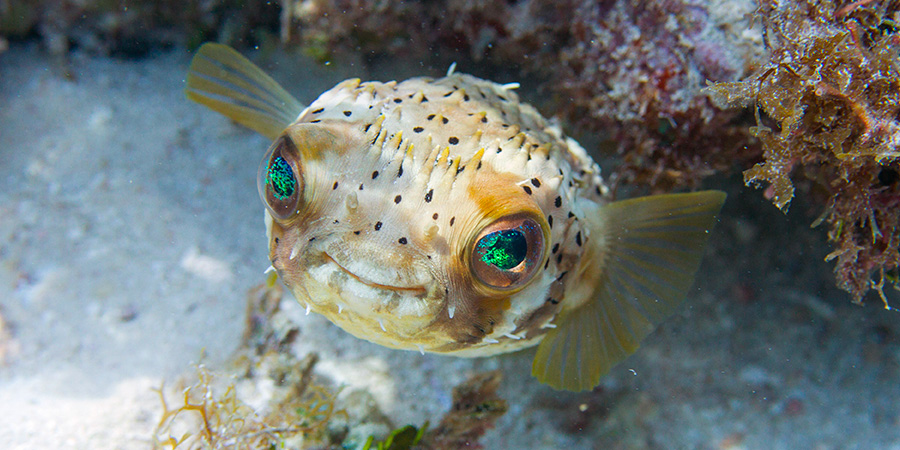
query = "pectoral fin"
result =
(532, 190, 726, 391)
(186, 43, 305, 140)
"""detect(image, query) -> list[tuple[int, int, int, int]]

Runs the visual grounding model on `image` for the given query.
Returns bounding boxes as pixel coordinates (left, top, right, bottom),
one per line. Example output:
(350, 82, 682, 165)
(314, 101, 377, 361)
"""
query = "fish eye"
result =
(258, 135, 303, 220)
(471, 215, 545, 290)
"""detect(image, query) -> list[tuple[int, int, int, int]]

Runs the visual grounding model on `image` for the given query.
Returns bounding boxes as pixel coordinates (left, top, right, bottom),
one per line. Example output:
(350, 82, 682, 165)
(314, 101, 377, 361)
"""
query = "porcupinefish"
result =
(185, 43, 725, 391)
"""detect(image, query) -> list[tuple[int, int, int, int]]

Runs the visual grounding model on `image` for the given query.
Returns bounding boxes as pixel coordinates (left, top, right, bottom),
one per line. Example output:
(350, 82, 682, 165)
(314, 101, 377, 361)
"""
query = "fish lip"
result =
(323, 253, 427, 295)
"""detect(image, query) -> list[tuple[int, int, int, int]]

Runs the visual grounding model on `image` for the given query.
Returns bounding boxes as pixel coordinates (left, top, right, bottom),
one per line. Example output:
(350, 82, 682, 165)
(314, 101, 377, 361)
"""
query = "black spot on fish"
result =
(353, 230, 361, 235)
(481, 116, 488, 123)
(556, 271, 568, 281)
(364, 123, 372, 132)
(343, 110, 351, 117)
(443, 91, 453, 97)
(554, 196, 562, 208)
(568, 211, 575, 218)
(394, 195, 402, 204)
(421, 96, 429, 103)
(359, 184, 364, 190)
(372, 171, 380, 179)
(432, 213, 439, 220)
(427, 114, 436, 121)
(310, 119, 321, 123)
(442, 117, 449, 124)
(548, 215, 553, 229)
(413, 126, 424, 133)
(477, 161, 482, 170)
(274, 237, 280, 244)
(332, 181, 339, 190)
(544, 259, 550, 270)
(522, 185, 532, 195)
(464, 94, 470, 101)
(399, 237, 408, 245)
(375, 222, 383, 231)
(312, 107, 324, 114)
(450, 217, 456, 226)
(552, 243, 559, 254)
(556, 253, 563, 264)
(449, 136, 459, 145)
(531, 178, 541, 188)
(425, 189, 433, 203)
(575, 231, 583, 247)
(394, 98, 403, 103)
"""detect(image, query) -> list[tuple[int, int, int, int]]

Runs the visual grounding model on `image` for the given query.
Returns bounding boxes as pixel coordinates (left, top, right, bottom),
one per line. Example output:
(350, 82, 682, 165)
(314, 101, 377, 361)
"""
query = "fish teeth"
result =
(416, 344, 425, 355)
(483, 338, 499, 344)
(290, 242, 301, 260)
(264, 265, 275, 274)
(338, 304, 344, 314)
(305, 303, 311, 316)
(504, 333, 522, 340)
(500, 82, 520, 90)
(541, 323, 557, 329)
(448, 306, 455, 319)
(446, 62, 457, 77)
(378, 318, 386, 331)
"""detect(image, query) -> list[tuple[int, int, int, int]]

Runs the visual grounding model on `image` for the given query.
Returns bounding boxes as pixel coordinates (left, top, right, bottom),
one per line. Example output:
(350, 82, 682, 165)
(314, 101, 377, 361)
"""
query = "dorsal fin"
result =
(185, 43, 305, 140)
(532, 190, 726, 391)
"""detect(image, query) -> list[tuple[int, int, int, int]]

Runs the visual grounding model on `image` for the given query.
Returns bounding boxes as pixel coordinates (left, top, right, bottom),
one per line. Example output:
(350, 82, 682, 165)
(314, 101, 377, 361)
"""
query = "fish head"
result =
(260, 120, 559, 354)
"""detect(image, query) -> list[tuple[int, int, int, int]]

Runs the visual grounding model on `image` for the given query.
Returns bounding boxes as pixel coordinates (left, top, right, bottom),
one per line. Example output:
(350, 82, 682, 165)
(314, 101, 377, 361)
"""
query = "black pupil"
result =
(477, 229, 527, 270)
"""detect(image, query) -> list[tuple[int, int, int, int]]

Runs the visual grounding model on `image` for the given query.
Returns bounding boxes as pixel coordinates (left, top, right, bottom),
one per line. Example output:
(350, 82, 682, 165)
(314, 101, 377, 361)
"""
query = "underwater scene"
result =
(1, 0, 899, 448)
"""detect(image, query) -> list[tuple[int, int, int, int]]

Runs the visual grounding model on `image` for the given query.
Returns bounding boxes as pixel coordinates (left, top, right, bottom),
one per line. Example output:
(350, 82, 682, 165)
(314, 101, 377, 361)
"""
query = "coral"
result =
(418, 371, 508, 450)
(555, 0, 764, 193)
(152, 280, 509, 449)
(151, 357, 346, 449)
(0, 0, 280, 57)
(707, 0, 900, 303)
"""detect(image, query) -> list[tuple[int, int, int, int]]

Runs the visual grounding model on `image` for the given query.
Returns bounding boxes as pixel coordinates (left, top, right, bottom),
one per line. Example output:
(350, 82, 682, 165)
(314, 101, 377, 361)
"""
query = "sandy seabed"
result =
(1, 43, 899, 449)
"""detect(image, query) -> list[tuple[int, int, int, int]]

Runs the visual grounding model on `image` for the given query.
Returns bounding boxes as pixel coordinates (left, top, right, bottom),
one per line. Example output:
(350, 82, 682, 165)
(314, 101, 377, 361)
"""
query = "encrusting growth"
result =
(707, 0, 900, 304)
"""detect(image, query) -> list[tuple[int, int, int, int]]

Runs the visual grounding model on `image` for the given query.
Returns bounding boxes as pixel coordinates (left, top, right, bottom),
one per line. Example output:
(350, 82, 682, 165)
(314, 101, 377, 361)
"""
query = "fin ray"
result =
(533, 190, 725, 391)
(186, 43, 305, 139)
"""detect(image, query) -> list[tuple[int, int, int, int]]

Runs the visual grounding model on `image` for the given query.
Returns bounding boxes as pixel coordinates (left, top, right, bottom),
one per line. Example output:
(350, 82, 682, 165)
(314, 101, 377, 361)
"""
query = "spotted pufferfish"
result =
(186, 43, 725, 391)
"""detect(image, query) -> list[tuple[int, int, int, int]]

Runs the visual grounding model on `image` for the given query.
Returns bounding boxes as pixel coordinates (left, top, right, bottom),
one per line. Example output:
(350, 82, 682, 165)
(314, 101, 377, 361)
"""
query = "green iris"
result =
(268, 156, 295, 199)
(477, 229, 527, 270)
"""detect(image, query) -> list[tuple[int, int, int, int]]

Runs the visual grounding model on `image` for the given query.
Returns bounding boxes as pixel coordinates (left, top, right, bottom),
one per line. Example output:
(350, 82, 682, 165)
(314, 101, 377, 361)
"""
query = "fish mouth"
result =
(324, 253, 427, 295)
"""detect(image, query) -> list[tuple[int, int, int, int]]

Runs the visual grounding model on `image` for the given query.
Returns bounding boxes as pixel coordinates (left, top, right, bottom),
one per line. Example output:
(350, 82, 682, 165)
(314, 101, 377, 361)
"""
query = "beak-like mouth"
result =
(324, 253, 427, 296)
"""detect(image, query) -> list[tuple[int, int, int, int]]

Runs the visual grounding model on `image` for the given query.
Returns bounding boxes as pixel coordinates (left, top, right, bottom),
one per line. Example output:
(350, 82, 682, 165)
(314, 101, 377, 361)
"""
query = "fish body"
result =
(187, 44, 725, 391)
